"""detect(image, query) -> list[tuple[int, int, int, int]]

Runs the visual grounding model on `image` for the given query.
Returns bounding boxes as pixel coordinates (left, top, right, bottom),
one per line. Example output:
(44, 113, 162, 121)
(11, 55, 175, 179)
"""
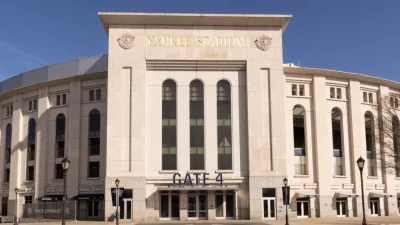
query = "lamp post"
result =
(283, 178, 289, 225)
(357, 156, 367, 225)
(115, 178, 120, 225)
(14, 187, 19, 225)
(61, 157, 71, 225)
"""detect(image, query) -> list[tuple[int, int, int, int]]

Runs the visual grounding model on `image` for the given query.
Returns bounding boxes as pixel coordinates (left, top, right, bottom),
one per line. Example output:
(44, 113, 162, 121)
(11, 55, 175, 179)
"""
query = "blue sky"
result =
(0, 0, 399, 82)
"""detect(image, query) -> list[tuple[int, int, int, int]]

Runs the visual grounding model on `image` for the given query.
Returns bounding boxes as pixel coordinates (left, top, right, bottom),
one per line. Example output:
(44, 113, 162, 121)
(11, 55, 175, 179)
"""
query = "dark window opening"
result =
(28, 119, 36, 161)
(89, 110, 101, 155)
(162, 80, 177, 170)
(4, 169, 10, 183)
(217, 80, 232, 170)
(27, 166, 34, 181)
(190, 80, 205, 170)
(332, 108, 344, 175)
(56, 114, 66, 158)
(96, 89, 101, 101)
(89, 90, 95, 101)
(55, 164, 63, 179)
(88, 162, 100, 178)
(5, 124, 12, 164)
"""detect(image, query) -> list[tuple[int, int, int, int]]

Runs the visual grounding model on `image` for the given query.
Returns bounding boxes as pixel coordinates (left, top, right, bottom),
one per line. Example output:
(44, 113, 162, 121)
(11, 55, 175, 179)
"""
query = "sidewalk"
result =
(22, 216, 400, 225)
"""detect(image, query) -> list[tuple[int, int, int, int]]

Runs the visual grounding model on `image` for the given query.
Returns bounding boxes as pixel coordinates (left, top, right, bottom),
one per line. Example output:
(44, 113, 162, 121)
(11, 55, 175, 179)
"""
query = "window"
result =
(27, 166, 34, 181)
(162, 80, 177, 170)
(296, 198, 309, 218)
(336, 199, 347, 217)
(24, 196, 33, 204)
(217, 80, 232, 170)
(55, 164, 63, 179)
(396, 98, 399, 109)
(28, 119, 36, 161)
(28, 99, 37, 111)
(89, 110, 101, 155)
(56, 114, 66, 158)
(87, 200, 99, 218)
(363, 92, 368, 103)
(337, 88, 342, 99)
(89, 89, 102, 102)
(363, 91, 375, 104)
(365, 112, 377, 176)
(299, 85, 305, 96)
(5, 105, 13, 117)
(293, 105, 307, 175)
(330, 87, 335, 99)
(4, 169, 10, 183)
(88, 162, 100, 177)
(291, 84, 305, 96)
(160, 192, 180, 218)
(5, 124, 12, 164)
(332, 108, 344, 175)
(292, 84, 297, 96)
(190, 80, 205, 170)
(56, 94, 67, 106)
(1, 197, 7, 217)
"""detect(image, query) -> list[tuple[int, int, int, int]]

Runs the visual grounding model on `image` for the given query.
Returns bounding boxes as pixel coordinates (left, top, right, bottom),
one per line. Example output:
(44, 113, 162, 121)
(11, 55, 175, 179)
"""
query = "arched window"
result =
(217, 80, 232, 170)
(293, 105, 307, 175)
(162, 79, 177, 170)
(56, 114, 66, 159)
(365, 112, 376, 176)
(5, 124, 12, 164)
(393, 116, 400, 177)
(331, 107, 344, 175)
(28, 119, 36, 161)
(4, 123, 12, 182)
(189, 80, 204, 170)
(89, 109, 101, 156)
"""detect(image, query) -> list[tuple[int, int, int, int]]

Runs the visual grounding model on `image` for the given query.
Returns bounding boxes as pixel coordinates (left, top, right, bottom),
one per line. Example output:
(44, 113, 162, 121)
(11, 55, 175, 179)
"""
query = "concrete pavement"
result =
(21, 216, 400, 225)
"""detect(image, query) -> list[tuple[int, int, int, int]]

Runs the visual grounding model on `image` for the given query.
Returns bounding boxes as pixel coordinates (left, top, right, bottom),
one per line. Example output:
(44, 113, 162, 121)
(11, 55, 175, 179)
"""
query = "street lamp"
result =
(357, 156, 367, 225)
(283, 178, 289, 225)
(14, 187, 19, 225)
(115, 178, 120, 225)
(61, 157, 71, 225)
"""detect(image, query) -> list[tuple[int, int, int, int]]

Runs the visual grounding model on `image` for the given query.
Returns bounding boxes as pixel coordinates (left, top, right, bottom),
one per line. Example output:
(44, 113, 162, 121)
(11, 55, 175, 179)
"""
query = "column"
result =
(347, 80, 365, 217)
(8, 94, 22, 217)
(207, 191, 216, 220)
(312, 75, 333, 217)
(179, 191, 187, 220)
(35, 87, 50, 204)
(205, 84, 217, 171)
(177, 83, 189, 171)
(67, 81, 81, 198)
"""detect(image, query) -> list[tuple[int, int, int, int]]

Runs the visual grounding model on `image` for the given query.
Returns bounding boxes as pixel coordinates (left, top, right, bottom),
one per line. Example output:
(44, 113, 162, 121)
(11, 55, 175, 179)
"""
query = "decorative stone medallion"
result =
(117, 33, 135, 49)
(254, 35, 272, 51)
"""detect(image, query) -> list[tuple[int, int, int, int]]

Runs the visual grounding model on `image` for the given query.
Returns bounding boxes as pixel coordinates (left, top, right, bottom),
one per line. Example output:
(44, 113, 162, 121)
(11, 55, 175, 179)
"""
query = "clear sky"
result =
(0, 0, 399, 82)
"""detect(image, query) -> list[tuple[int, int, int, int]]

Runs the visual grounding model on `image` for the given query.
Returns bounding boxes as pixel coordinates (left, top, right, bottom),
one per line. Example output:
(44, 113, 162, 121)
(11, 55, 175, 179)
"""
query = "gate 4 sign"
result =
(172, 173, 223, 186)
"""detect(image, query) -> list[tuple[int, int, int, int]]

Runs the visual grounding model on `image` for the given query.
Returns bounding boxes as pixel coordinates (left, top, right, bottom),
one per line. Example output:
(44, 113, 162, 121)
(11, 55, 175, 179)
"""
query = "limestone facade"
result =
(0, 12, 398, 222)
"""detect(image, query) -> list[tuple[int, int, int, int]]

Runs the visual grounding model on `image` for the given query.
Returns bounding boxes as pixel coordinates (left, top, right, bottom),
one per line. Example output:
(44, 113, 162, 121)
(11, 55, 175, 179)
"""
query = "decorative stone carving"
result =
(117, 33, 135, 49)
(254, 35, 272, 51)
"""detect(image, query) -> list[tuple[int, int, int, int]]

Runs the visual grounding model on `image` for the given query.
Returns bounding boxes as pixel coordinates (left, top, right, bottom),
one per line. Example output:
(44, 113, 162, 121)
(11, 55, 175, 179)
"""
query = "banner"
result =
(282, 187, 291, 205)
(111, 188, 124, 206)
(22, 201, 76, 220)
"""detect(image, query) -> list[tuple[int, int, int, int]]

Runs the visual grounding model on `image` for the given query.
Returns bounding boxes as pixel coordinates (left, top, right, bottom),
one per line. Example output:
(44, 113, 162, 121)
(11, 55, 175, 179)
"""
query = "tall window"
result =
(162, 80, 177, 170)
(56, 114, 66, 158)
(365, 112, 377, 176)
(293, 105, 307, 175)
(28, 119, 36, 161)
(5, 124, 12, 164)
(393, 116, 400, 177)
(190, 80, 205, 170)
(217, 80, 232, 170)
(332, 108, 344, 175)
(89, 110, 101, 155)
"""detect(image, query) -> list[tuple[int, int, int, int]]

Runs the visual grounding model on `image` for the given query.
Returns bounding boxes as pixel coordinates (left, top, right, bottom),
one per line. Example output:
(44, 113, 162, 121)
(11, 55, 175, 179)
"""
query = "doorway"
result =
(187, 192, 207, 220)
(120, 199, 132, 220)
(215, 191, 235, 219)
(336, 199, 347, 217)
(160, 191, 180, 219)
(370, 198, 379, 216)
(262, 197, 276, 219)
(296, 198, 309, 218)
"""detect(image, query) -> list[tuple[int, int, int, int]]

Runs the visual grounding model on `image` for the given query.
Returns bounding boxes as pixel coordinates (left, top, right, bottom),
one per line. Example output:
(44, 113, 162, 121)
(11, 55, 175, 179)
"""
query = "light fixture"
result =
(357, 156, 365, 171)
(61, 157, 71, 170)
(283, 177, 288, 186)
(115, 178, 120, 187)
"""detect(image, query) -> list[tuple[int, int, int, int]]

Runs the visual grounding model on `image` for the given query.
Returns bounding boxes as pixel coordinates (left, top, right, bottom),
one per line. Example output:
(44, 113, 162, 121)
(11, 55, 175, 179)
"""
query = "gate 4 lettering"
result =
(172, 173, 223, 186)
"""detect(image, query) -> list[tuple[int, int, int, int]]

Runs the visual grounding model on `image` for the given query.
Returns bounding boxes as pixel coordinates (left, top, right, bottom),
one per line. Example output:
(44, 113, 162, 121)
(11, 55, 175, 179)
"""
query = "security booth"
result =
(72, 194, 104, 221)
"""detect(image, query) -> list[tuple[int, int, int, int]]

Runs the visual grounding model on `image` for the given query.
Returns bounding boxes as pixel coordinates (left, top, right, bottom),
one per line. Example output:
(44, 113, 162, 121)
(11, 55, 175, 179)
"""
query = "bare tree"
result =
(375, 93, 400, 176)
